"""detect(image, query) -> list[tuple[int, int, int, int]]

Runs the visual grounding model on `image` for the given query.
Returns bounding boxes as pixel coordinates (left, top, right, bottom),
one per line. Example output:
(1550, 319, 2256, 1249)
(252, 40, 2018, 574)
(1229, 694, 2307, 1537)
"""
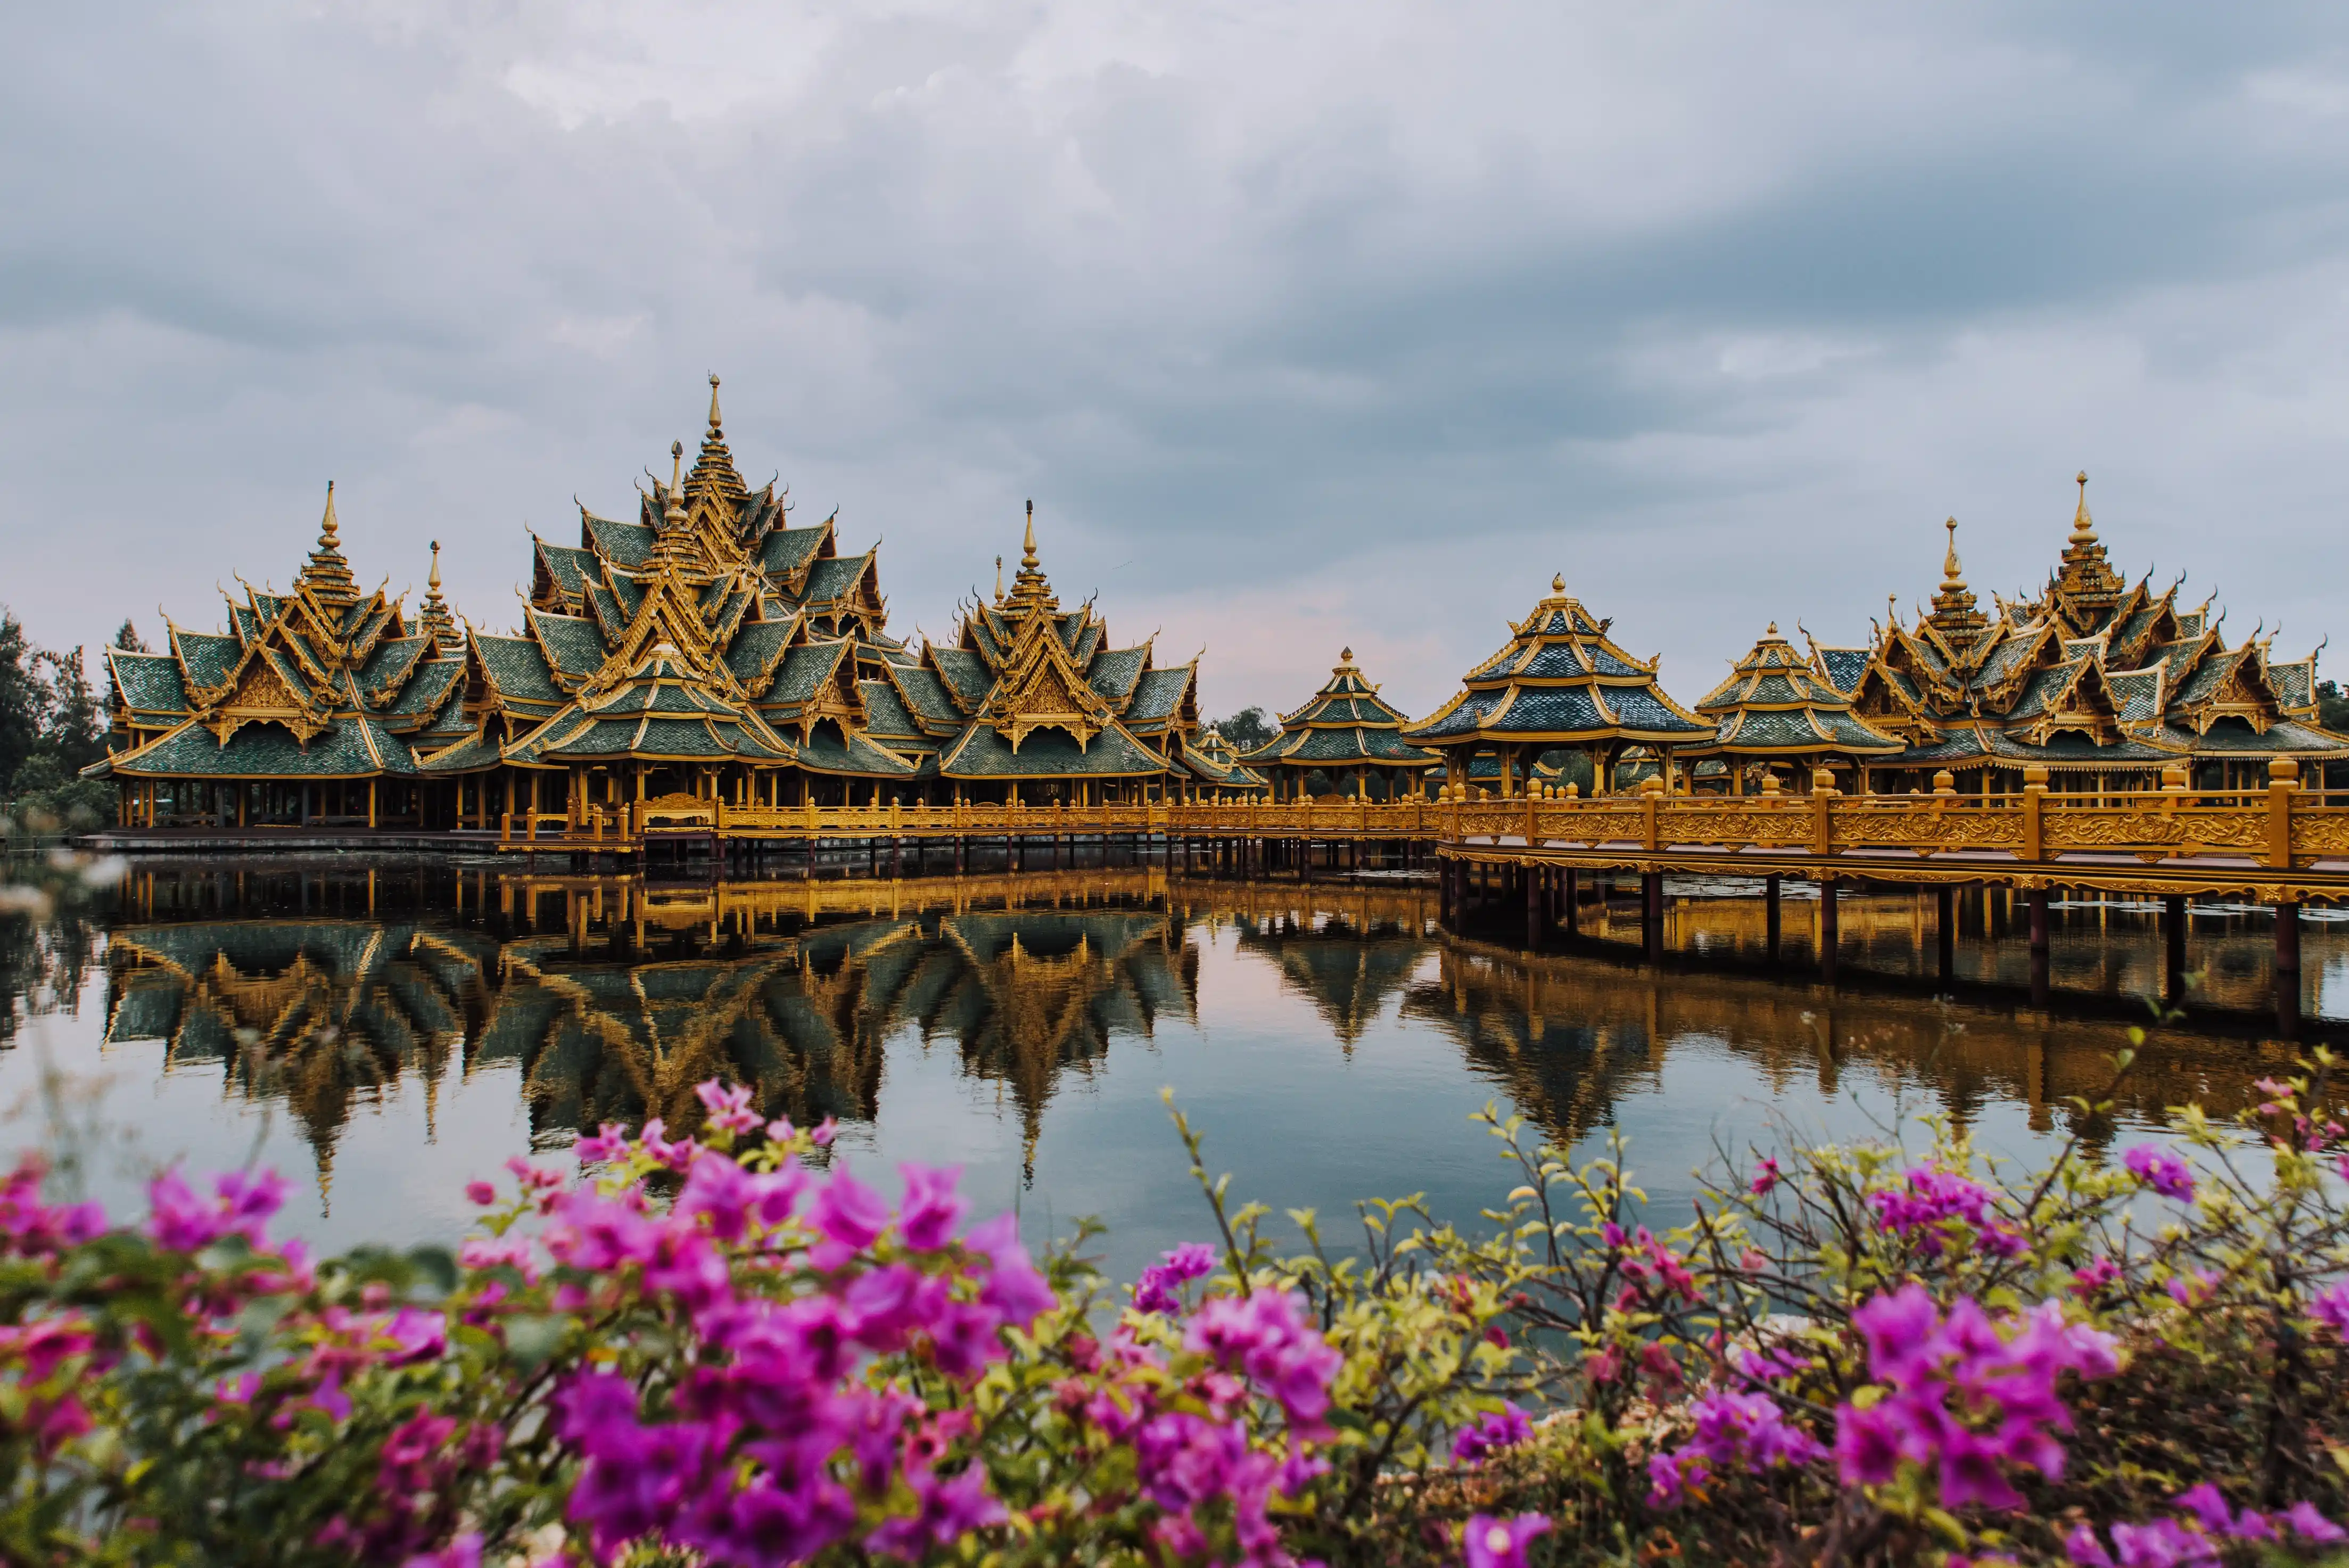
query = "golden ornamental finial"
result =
(1942, 516, 1964, 582)
(319, 481, 340, 544)
(2071, 471, 2095, 544)
(994, 555, 1003, 602)
(1552, 573, 1563, 593)
(708, 373, 722, 430)
(1766, 621, 1778, 636)
(1340, 646, 1353, 663)
(1022, 499, 1037, 567)
(428, 539, 441, 591)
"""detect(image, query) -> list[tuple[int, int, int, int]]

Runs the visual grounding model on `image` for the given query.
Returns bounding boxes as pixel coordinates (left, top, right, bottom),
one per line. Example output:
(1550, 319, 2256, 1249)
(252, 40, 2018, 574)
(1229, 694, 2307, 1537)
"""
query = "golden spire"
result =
(1003, 499, 1056, 610)
(1340, 646, 1354, 663)
(1942, 516, 1965, 585)
(667, 440, 685, 524)
(2070, 471, 2095, 546)
(708, 372, 723, 431)
(1927, 515, 1987, 645)
(296, 481, 360, 608)
(1022, 499, 1038, 570)
(1766, 621, 1778, 636)
(1552, 574, 1564, 593)
(994, 555, 1003, 604)
(419, 538, 461, 651)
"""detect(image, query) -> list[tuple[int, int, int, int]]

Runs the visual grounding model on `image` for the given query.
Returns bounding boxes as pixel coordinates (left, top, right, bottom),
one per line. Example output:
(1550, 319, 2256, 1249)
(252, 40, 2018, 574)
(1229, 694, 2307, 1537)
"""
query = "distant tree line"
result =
(0, 609, 125, 837)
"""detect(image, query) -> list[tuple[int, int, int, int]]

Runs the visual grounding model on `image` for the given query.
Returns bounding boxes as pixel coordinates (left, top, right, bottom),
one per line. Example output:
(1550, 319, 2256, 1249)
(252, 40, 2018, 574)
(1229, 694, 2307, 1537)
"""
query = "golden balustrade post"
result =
(2268, 758, 2298, 869)
(1640, 777, 1661, 853)
(2021, 764, 2047, 863)
(1810, 766, 1835, 856)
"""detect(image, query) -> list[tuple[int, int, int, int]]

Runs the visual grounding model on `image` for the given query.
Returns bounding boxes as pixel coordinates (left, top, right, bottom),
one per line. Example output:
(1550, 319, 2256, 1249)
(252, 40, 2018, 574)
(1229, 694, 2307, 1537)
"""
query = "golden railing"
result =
(490, 764, 2349, 890)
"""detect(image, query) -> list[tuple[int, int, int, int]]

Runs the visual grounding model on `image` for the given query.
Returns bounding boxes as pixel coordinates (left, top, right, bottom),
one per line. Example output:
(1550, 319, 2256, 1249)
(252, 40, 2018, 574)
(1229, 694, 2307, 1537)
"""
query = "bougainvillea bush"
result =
(3, 1045, 2349, 1566)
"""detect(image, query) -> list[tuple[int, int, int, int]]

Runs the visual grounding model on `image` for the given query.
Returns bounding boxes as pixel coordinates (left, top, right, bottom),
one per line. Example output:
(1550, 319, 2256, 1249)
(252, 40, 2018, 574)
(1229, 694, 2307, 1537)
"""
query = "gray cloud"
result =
(5, 1, 2348, 721)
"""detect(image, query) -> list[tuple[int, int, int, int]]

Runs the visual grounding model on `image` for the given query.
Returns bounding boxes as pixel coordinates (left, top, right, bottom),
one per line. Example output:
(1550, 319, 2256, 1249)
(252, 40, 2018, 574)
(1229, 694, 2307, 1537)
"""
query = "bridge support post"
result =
(1936, 885, 1956, 985)
(2277, 902, 2303, 1037)
(1764, 874, 1781, 961)
(1818, 877, 1839, 981)
(1526, 864, 1543, 950)
(2026, 887, 2049, 1006)
(1562, 868, 1578, 935)
(1642, 871, 1664, 962)
(2164, 894, 2188, 1001)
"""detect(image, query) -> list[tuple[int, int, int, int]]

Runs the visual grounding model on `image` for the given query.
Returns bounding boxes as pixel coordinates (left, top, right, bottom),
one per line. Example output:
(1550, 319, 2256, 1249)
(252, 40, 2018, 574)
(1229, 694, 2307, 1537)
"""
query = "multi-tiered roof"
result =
(893, 505, 1201, 791)
(1691, 623, 1902, 773)
(1816, 477, 2349, 780)
(431, 383, 915, 784)
(92, 485, 467, 785)
(1405, 576, 1709, 790)
(1243, 649, 1435, 797)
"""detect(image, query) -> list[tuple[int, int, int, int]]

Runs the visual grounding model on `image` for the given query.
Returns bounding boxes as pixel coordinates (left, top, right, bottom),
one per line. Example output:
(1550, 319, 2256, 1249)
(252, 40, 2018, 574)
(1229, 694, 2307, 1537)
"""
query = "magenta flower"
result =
(895, 1164, 967, 1252)
(694, 1079, 764, 1137)
(574, 1123, 630, 1163)
(464, 1180, 497, 1207)
(1463, 1511, 1551, 1568)
(2284, 1501, 2348, 1544)
(864, 1467, 1005, 1559)
(1132, 1242, 1218, 1314)
(2305, 1280, 2349, 1336)
(1185, 1289, 1344, 1428)
(2123, 1145, 2196, 1202)
(963, 1212, 1054, 1329)
(1750, 1156, 1781, 1195)
(807, 1168, 891, 1264)
(1452, 1402, 1534, 1464)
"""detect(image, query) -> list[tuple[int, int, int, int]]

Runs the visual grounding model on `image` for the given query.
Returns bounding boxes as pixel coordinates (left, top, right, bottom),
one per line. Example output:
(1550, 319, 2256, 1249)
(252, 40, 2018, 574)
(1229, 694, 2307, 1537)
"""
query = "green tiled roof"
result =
(358, 635, 429, 703)
(385, 657, 464, 717)
(795, 725, 919, 777)
(2155, 718, 2349, 758)
(758, 526, 829, 580)
(1126, 664, 1192, 724)
(723, 619, 795, 694)
(886, 666, 963, 731)
(856, 679, 924, 741)
(111, 714, 417, 779)
(583, 513, 654, 568)
(528, 610, 609, 684)
(535, 540, 596, 599)
(938, 720, 1171, 779)
(475, 635, 565, 705)
(1086, 646, 1149, 703)
(2268, 658, 2317, 711)
(174, 631, 242, 692)
(801, 553, 871, 604)
(766, 640, 850, 707)
(930, 647, 991, 708)
(108, 650, 188, 714)
(418, 727, 505, 773)
(1251, 725, 1436, 765)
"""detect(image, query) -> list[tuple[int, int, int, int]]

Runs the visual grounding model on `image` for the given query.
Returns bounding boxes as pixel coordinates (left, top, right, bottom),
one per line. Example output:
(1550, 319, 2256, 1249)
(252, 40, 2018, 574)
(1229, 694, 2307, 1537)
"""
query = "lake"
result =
(2, 856, 2339, 1284)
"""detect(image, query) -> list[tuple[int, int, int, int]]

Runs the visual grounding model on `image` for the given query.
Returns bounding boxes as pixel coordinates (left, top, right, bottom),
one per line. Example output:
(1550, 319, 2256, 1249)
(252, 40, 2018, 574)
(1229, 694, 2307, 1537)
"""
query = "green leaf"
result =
(502, 1315, 571, 1372)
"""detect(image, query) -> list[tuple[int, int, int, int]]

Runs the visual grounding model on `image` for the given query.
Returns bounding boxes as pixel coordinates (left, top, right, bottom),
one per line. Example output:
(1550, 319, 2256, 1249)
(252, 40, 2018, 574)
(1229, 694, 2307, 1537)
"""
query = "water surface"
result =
(3, 859, 2338, 1283)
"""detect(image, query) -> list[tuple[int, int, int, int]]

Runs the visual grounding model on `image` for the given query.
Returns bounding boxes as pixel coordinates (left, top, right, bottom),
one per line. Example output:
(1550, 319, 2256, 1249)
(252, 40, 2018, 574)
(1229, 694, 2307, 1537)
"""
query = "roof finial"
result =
(1766, 621, 1778, 636)
(994, 554, 1003, 603)
(319, 481, 340, 545)
(1340, 646, 1353, 663)
(707, 373, 722, 430)
(1942, 516, 1965, 583)
(665, 440, 687, 528)
(1022, 500, 1037, 567)
(428, 539, 442, 591)
(2071, 471, 2095, 544)
(1552, 573, 1564, 593)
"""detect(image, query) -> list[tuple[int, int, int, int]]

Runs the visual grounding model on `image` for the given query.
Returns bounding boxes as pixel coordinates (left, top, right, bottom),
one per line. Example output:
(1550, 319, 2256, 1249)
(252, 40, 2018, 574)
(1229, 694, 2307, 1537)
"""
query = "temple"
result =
(92, 381, 1243, 825)
(1816, 477, 2349, 791)
(1404, 577, 1711, 794)
(1242, 648, 1436, 800)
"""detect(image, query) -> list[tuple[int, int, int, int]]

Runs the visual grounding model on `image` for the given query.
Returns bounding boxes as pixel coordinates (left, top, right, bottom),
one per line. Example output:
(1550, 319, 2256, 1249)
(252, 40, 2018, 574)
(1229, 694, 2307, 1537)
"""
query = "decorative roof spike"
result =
(1023, 500, 1038, 568)
(2071, 471, 2095, 545)
(1552, 574, 1564, 593)
(1340, 646, 1354, 663)
(682, 375, 748, 514)
(708, 372, 722, 431)
(1766, 622, 1778, 636)
(1942, 516, 1965, 585)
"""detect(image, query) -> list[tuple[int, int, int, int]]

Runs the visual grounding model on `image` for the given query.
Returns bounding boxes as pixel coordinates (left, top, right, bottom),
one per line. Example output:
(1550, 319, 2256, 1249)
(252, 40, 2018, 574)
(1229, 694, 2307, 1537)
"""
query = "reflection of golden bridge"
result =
(96, 870, 2304, 1207)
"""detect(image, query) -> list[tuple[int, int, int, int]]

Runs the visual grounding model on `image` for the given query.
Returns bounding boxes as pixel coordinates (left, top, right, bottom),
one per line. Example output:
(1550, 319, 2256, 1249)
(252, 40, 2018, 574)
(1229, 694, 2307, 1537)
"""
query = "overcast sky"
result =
(6, 2, 2348, 719)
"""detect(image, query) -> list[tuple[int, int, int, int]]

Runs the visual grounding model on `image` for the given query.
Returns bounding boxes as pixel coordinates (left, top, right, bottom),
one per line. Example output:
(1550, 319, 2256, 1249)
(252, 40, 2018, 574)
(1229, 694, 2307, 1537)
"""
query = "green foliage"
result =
(0, 607, 110, 834)
(1214, 706, 1278, 751)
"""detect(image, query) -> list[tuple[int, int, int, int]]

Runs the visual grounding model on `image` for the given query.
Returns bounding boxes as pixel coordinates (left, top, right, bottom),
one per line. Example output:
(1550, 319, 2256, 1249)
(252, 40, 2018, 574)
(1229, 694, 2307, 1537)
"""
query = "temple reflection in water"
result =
(76, 864, 2339, 1228)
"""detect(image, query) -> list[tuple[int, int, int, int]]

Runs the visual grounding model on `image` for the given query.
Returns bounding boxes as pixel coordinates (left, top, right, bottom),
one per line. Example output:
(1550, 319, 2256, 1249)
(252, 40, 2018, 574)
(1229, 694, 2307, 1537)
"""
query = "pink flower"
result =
(1750, 1157, 1781, 1195)
(1184, 1289, 1343, 1429)
(2284, 1502, 2347, 1544)
(807, 1169, 890, 1264)
(2123, 1145, 2196, 1202)
(574, 1123, 630, 1163)
(1463, 1512, 1551, 1568)
(864, 1467, 1004, 1559)
(1452, 1402, 1534, 1464)
(964, 1213, 1054, 1330)
(895, 1165, 966, 1252)
(464, 1181, 497, 1206)
(1132, 1243, 1218, 1314)
(2306, 1280, 2349, 1336)
(694, 1079, 764, 1137)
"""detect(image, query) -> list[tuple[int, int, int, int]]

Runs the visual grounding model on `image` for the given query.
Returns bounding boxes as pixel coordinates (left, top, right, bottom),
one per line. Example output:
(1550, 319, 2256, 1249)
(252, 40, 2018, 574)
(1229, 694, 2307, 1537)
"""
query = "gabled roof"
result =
(108, 649, 189, 715)
(1689, 625, 1903, 758)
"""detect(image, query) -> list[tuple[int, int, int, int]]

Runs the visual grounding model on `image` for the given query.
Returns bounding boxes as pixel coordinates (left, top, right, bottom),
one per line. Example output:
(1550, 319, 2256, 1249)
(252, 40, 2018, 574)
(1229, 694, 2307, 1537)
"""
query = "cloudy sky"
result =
(6, 2, 2348, 719)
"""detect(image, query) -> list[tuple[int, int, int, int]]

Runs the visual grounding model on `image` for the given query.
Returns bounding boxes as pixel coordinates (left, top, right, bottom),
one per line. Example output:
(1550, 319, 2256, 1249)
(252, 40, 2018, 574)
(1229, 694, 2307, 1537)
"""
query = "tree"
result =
(113, 619, 149, 653)
(2320, 679, 2349, 734)
(1211, 706, 1277, 750)
(39, 646, 103, 775)
(0, 612, 47, 799)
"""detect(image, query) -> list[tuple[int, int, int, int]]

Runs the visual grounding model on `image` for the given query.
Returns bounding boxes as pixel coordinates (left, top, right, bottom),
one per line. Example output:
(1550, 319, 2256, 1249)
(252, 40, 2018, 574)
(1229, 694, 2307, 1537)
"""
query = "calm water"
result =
(2, 856, 2340, 1283)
